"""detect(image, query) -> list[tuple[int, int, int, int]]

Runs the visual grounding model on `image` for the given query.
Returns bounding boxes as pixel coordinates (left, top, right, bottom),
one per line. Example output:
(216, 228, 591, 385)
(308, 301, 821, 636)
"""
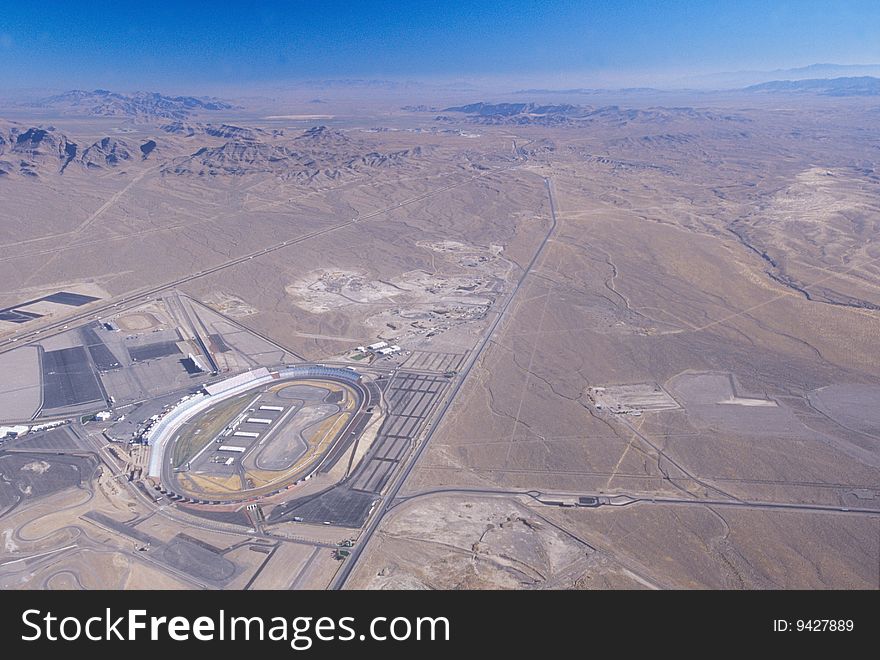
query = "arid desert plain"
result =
(1, 84, 878, 589)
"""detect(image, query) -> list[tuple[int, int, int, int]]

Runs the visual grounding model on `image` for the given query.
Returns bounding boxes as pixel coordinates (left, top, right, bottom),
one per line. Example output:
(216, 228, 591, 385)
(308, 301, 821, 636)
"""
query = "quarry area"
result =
(0, 86, 878, 590)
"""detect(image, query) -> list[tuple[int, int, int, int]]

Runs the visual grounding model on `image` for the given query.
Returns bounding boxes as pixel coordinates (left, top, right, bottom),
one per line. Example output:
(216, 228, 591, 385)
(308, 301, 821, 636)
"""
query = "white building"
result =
(187, 353, 209, 373)
(95, 411, 112, 421)
(0, 425, 29, 439)
(366, 341, 388, 351)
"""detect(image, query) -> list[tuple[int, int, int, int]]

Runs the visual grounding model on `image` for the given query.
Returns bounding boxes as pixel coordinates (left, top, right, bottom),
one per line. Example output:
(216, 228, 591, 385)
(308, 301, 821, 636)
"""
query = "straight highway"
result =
(331, 175, 560, 589)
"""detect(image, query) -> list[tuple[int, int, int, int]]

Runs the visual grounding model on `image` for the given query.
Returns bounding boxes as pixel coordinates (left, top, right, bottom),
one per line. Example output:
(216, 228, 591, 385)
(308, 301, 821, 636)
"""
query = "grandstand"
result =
(278, 365, 361, 383)
(148, 364, 362, 479)
(204, 367, 271, 396)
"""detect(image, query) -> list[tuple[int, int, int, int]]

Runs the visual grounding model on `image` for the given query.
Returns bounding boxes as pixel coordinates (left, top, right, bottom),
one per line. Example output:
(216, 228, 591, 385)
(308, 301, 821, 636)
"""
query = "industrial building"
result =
(182, 353, 209, 375)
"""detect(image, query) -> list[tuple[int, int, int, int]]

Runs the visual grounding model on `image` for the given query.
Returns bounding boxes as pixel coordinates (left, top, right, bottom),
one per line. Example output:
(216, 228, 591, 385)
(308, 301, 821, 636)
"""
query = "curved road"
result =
(158, 370, 370, 503)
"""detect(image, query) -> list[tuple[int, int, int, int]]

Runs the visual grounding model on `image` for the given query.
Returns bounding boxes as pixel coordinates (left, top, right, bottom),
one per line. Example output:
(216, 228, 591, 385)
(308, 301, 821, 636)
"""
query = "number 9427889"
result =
(796, 620, 854, 632)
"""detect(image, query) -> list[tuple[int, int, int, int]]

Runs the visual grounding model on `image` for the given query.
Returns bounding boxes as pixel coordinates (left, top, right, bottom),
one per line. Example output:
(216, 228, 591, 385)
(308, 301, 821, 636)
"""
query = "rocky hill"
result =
(1, 120, 423, 181)
(78, 137, 134, 169)
(167, 125, 423, 182)
(160, 122, 280, 140)
(32, 89, 235, 120)
(0, 123, 78, 176)
(0, 121, 161, 176)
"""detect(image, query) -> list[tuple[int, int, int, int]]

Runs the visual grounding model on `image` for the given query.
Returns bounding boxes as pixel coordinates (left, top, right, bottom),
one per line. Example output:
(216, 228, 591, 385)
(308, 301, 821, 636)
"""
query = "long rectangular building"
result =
(247, 418, 273, 424)
(233, 431, 260, 438)
(204, 368, 270, 397)
(259, 405, 284, 412)
(218, 445, 246, 453)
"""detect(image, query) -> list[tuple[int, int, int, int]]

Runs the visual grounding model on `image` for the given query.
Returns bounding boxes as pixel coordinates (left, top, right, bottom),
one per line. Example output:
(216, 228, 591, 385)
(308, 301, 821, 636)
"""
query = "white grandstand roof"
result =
(204, 368, 271, 396)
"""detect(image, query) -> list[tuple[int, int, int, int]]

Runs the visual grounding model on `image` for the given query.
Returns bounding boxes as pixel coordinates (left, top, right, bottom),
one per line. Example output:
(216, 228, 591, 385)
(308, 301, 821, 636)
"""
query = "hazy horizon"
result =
(1, 1, 879, 94)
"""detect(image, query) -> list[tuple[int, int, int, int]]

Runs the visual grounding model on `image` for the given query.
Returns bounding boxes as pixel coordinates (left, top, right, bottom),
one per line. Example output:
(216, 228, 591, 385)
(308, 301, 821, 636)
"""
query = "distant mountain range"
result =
(511, 64, 880, 96)
(677, 63, 880, 89)
(29, 89, 236, 120)
(512, 87, 669, 96)
(510, 75, 880, 99)
(743, 76, 880, 96)
(440, 102, 747, 126)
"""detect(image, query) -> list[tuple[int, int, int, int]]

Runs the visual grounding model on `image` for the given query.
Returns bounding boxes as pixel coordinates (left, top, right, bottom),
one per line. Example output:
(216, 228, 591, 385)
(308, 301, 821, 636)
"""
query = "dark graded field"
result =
(81, 512, 240, 586)
(0, 309, 42, 323)
(40, 345, 105, 409)
(42, 292, 99, 306)
(269, 486, 376, 528)
(0, 291, 98, 325)
(158, 536, 238, 584)
(0, 451, 96, 512)
(79, 324, 122, 371)
(2, 425, 92, 452)
(127, 341, 181, 362)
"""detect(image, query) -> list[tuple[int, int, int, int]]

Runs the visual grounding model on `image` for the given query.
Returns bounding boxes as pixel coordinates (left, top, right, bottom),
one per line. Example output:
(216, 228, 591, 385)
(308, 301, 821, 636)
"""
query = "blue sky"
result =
(1, 1, 878, 90)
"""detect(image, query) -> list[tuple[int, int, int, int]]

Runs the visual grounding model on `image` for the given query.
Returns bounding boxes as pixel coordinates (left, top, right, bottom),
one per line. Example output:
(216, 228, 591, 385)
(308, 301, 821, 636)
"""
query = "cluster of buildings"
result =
(0, 419, 67, 440)
(357, 341, 402, 358)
